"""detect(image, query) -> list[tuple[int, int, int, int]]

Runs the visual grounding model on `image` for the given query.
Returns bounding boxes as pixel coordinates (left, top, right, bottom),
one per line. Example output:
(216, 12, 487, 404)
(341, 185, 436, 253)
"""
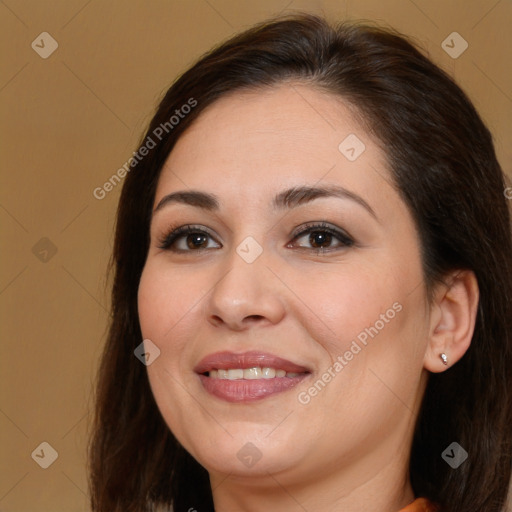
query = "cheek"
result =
(137, 259, 211, 405)
(138, 259, 206, 344)
(290, 265, 427, 432)
(284, 259, 412, 356)
(287, 253, 429, 416)
(137, 261, 208, 449)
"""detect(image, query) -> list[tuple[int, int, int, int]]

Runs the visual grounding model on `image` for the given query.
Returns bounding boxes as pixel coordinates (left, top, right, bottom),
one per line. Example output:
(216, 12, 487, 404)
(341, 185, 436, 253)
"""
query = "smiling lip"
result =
(194, 351, 311, 403)
(194, 351, 310, 374)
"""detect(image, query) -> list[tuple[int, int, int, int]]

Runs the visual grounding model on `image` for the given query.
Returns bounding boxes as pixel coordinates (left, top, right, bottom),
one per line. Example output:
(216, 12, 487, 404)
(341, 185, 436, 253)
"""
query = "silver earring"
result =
(440, 353, 448, 366)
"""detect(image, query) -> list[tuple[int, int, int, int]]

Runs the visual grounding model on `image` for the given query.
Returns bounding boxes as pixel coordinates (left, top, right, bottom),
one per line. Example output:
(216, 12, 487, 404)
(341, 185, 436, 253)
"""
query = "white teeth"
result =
(244, 367, 262, 379)
(227, 369, 244, 379)
(207, 367, 304, 380)
(261, 367, 276, 378)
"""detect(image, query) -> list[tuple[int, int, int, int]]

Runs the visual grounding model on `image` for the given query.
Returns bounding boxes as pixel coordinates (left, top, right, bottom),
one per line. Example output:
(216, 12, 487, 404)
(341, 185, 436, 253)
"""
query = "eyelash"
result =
(157, 221, 354, 254)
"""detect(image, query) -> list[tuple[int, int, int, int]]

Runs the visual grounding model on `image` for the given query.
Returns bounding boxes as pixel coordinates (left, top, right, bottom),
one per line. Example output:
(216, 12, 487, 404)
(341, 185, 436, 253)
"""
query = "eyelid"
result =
(157, 224, 221, 251)
(291, 221, 351, 238)
(289, 221, 354, 247)
(157, 221, 354, 252)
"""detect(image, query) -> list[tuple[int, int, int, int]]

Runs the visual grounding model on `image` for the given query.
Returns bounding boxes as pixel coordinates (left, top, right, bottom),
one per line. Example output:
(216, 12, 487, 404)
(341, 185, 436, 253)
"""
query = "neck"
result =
(209, 440, 415, 512)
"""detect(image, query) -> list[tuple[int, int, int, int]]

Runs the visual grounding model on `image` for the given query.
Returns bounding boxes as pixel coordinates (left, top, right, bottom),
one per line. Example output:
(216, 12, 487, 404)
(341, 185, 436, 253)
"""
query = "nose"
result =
(206, 248, 286, 331)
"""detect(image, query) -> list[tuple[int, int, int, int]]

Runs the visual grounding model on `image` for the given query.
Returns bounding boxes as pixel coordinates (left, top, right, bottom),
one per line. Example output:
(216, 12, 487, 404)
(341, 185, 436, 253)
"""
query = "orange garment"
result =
(399, 497, 439, 511)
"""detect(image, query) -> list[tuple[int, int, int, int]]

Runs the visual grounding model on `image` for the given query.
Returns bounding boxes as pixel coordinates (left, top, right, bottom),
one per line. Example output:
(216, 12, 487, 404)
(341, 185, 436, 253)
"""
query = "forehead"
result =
(155, 83, 393, 213)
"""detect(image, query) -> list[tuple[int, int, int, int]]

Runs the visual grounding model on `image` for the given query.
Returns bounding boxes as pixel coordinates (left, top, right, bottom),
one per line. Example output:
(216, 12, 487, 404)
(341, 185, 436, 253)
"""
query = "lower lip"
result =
(198, 374, 309, 403)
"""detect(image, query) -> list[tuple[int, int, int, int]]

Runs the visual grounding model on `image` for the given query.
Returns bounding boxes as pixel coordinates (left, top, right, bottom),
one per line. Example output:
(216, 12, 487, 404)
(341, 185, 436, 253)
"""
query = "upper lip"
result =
(194, 351, 311, 374)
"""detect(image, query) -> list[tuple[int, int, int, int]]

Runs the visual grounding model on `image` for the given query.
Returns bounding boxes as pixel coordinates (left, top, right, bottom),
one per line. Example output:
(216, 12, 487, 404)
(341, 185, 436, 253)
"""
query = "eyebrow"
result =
(153, 184, 377, 220)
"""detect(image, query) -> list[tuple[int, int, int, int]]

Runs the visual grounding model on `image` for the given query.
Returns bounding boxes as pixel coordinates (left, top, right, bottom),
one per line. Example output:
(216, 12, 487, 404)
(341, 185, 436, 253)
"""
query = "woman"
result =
(88, 13, 512, 512)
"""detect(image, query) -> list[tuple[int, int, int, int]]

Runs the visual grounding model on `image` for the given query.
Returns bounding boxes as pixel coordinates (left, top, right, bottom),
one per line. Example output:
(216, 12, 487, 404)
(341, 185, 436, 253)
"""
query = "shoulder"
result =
(399, 497, 440, 512)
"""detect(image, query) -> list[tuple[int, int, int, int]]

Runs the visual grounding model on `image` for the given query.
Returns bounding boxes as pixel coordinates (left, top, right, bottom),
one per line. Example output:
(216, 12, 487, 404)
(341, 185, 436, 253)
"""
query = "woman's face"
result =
(138, 84, 431, 488)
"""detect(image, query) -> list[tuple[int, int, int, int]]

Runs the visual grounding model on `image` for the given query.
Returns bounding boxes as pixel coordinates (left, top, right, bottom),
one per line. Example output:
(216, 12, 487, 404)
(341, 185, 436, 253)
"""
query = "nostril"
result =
(210, 315, 223, 326)
(245, 315, 265, 322)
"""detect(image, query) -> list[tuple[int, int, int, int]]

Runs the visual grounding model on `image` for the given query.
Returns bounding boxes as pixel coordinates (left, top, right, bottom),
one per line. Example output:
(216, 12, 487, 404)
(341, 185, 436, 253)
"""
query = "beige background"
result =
(0, 0, 510, 510)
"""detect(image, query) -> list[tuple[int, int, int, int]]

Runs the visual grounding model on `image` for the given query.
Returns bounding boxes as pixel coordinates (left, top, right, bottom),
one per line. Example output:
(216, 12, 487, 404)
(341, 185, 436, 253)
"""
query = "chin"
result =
(188, 434, 303, 478)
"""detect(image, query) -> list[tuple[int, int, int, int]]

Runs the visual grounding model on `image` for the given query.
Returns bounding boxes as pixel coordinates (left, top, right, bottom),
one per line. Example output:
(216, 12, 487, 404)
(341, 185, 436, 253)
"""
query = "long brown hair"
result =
(88, 13, 512, 512)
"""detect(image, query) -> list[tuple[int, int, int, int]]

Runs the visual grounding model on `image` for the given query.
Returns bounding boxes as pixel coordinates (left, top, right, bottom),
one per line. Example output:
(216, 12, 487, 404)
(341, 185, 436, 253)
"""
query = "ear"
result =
(424, 270, 479, 373)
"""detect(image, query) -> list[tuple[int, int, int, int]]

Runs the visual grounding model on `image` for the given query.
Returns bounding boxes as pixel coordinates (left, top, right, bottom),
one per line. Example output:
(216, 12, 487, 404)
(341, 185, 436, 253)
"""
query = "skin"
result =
(137, 83, 478, 511)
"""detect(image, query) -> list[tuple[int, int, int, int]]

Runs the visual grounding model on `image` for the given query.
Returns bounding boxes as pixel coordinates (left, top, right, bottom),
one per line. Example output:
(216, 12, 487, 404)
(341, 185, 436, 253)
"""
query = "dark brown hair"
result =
(88, 13, 512, 512)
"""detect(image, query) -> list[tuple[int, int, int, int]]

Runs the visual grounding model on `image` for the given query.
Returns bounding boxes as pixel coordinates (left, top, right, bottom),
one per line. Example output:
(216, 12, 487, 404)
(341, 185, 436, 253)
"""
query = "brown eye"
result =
(308, 231, 333, 249)
(289, 222, 354, 252)
(158, 225, 221, 252)
(186, 233, 209, 249)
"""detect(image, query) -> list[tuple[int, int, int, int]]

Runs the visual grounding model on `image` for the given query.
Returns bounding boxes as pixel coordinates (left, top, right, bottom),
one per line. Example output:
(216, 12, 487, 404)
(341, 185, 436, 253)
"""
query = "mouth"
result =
(194, 351, 312, 403)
